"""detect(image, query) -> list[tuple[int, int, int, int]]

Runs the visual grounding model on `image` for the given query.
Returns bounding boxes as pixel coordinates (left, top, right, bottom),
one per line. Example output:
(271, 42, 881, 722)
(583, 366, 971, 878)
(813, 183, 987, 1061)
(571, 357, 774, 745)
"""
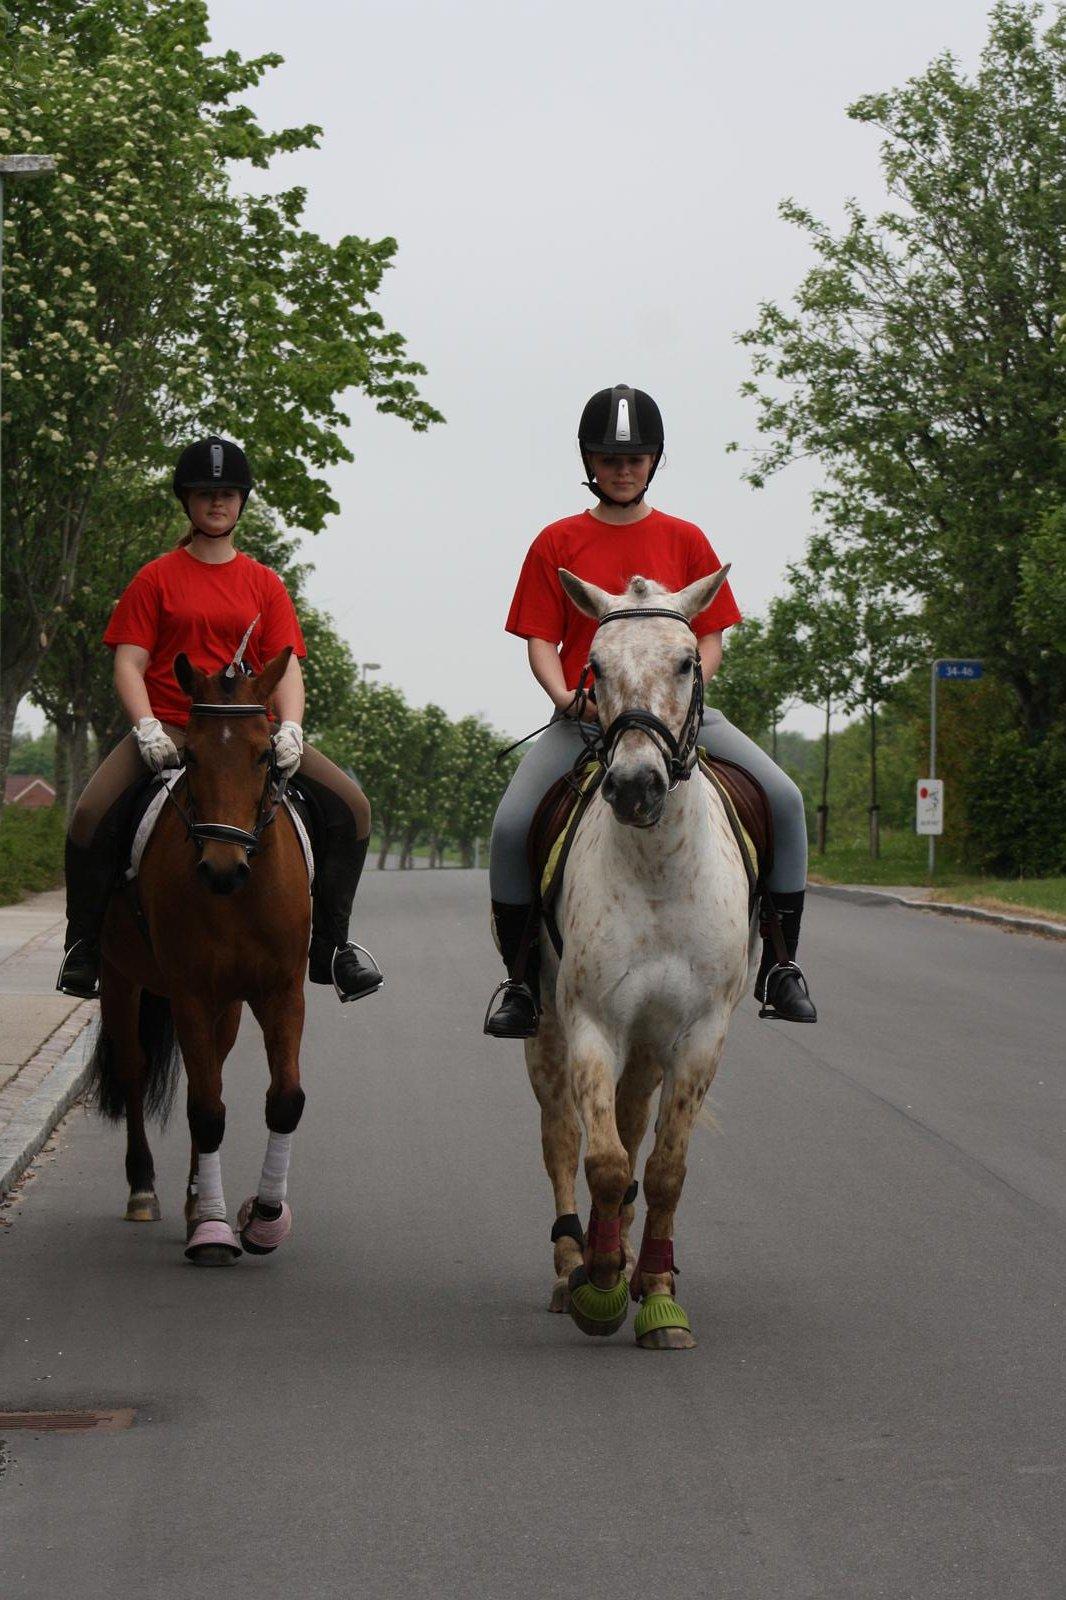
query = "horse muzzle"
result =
(197, 850, 252, 896)
(601, 764, 667, 828)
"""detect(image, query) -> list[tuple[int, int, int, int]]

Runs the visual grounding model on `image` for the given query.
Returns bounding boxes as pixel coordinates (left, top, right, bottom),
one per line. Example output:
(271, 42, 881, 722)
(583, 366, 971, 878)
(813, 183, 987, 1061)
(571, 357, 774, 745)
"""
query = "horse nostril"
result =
(602, 771, 618, 805)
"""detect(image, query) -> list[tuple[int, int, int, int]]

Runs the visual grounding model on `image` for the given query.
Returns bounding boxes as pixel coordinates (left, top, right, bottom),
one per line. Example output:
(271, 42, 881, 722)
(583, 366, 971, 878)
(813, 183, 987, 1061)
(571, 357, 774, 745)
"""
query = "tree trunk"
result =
(68, 713, 92, 817)
(460, 839, 474, 869)
(817, 696, 831, 855)
(771, 715, 778, 762)
(0, 682, 22, 812)
(376, 830, 393, 870)
(55, 719, 77, 820)
(868, 702, 880, 860)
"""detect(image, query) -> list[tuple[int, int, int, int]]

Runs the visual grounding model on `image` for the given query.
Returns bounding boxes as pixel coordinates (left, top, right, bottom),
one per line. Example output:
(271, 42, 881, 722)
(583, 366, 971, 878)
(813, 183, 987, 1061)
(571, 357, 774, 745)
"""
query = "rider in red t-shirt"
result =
(56, 437, 383, 1007)
(484, 385, 817, 1038)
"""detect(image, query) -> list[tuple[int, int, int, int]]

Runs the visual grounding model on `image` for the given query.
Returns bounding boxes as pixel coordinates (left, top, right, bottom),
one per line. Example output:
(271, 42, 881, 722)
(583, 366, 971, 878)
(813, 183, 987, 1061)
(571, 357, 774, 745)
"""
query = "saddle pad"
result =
(126, 773, 313, 887)
(529, 755, 766, 958)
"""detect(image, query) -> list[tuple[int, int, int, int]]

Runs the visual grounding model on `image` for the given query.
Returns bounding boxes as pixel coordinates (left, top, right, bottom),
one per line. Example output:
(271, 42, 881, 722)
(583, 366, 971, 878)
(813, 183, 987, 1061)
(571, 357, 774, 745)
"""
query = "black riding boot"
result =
(754, 889, 818, 1023)
(56, 834, 122, 999)
(305, 821, 383, 1002)
(484, 901, 540, 1039)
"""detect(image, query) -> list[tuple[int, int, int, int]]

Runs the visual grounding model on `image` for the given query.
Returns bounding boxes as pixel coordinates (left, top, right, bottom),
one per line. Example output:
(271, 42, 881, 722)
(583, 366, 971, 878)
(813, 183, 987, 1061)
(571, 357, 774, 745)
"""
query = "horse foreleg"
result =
(525, 1005, 582, 1310)
(615, 1050, 661, 1274)
(175, 1001, 240, 1265)
(99, 964, 159, 1223)
(564, 1026, 630, 1338)
(239, 984, 305, 1255)
(634, 1041, 725, 1350)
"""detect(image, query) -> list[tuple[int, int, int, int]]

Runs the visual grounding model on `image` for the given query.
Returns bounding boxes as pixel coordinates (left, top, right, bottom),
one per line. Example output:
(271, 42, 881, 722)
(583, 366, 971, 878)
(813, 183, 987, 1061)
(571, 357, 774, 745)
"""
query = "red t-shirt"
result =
(505, 509, 742, 691)
(103, 548, 307, 727)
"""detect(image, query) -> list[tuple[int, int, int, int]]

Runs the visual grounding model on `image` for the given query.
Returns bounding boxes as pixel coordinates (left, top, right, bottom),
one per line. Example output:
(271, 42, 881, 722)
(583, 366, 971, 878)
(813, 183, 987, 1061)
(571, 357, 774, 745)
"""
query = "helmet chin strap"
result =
(582, 478, 649, 509)
(183, 496, 245, 540)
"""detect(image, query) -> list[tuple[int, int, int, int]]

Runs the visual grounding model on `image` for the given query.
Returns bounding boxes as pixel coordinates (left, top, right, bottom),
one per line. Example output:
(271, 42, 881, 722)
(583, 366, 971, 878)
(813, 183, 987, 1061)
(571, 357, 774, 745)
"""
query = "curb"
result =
(0, 1014, 97, 1200)
(808, 882, 1066, 941)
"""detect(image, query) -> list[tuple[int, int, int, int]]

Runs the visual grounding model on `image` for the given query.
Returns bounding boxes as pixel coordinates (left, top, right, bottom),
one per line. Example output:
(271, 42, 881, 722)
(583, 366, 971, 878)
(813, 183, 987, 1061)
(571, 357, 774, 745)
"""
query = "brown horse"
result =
(87, 648, 312, 1264)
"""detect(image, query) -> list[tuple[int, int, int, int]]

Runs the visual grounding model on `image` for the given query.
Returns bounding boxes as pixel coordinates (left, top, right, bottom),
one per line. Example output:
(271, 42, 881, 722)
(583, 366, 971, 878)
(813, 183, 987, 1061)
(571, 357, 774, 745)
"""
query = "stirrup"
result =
(331, 941, 384, 1004)
(56, 939, 100, 1000)
(758, 961, 815, 1021)
(483, 979, 539, 1038)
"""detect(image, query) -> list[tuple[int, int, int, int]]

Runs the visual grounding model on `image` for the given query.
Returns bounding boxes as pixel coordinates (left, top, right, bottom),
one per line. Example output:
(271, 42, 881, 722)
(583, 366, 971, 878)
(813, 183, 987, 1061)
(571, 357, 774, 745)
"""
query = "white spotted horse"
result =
(523, 568, 765, 1348)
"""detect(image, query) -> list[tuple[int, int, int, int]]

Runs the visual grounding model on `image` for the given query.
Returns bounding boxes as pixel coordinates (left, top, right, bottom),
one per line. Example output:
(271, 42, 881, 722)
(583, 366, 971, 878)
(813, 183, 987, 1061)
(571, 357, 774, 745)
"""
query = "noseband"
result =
(165, 703, 288, 857)
(578, 607, 705, 792)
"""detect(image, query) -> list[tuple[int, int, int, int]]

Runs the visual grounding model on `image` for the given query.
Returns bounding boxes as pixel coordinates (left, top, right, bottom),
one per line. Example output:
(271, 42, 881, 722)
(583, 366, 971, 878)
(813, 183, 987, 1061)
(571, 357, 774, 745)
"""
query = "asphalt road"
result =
(2, 873, 1064, 1600)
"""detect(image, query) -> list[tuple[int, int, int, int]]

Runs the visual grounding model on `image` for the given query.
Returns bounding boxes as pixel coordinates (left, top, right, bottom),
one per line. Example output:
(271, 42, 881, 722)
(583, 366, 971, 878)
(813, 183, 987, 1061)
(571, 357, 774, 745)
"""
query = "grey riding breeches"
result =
(489, 708, 808, 904)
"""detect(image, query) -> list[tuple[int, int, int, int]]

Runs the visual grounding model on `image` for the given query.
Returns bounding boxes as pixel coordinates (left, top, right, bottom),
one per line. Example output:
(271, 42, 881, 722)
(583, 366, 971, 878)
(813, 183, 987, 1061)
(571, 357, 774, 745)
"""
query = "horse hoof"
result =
(634, 1292, 695, 1350)
(548, 1278, 571, 1313)
(124, 1191, 161, 1222)
(237, 1197, 292, 1256)
(567, 1266, 629, 1338)
(184, 1219, 241, 1265)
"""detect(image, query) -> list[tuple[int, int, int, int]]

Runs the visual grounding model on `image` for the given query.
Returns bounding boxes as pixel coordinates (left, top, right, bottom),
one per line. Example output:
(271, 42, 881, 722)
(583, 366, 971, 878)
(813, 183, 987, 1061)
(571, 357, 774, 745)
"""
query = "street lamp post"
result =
(358, 661, 381, 683)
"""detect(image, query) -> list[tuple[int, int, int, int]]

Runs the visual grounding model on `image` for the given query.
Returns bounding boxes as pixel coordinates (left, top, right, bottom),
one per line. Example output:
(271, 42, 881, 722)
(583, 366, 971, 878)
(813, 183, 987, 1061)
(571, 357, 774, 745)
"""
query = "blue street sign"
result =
(936, 659, 983, 680)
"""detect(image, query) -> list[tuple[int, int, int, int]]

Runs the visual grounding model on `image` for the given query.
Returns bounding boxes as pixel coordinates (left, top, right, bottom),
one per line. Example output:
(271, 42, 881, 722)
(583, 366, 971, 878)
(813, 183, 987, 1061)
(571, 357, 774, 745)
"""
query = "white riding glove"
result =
(133, 716, 181, 774)
(272, 719, 304, 777)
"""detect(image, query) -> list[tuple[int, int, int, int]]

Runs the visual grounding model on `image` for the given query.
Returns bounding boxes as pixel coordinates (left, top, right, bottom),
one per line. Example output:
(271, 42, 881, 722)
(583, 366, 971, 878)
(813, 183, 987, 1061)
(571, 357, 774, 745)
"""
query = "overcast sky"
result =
(41, 1, 997, 741)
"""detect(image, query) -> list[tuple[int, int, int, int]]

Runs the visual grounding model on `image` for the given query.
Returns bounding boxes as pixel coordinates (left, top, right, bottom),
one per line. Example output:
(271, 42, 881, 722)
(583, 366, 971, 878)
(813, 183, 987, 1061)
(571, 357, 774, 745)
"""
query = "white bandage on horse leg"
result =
(258, 1131, 294, 1208)
(194, 1150, 227, 1222)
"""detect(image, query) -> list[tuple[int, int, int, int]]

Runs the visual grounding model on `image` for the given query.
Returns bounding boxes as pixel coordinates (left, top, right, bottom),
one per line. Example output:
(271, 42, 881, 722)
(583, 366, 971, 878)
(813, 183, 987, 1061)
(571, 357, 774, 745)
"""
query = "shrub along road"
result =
(1, 872, 1063, 1599)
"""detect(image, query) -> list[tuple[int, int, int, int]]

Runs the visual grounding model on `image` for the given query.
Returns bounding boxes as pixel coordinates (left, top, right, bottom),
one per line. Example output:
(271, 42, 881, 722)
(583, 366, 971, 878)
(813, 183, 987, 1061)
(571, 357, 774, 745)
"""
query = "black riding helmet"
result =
(578, 385, 664, 507)
(172, 436, 254, 508)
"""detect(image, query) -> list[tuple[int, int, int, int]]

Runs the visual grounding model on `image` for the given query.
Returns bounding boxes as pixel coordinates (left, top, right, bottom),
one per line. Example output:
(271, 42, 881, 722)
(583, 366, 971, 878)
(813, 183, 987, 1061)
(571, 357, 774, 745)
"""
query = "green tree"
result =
(0, 0, 441, 800)
(441, 715, 508, 868)
(711, 616, 793, 756)
(318, 680, 413, 867)
(735, 3, 1066, 856)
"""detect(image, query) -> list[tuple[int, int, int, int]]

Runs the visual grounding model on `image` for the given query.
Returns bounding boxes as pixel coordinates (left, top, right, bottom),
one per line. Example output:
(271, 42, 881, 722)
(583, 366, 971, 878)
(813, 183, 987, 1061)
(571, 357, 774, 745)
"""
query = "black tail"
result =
(87, 990, 182, 1127)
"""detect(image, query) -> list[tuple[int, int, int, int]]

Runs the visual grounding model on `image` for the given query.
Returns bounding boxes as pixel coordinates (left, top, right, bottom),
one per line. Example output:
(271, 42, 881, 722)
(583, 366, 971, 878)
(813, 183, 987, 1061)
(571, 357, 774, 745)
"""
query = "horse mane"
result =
(625, 575, 669, 603)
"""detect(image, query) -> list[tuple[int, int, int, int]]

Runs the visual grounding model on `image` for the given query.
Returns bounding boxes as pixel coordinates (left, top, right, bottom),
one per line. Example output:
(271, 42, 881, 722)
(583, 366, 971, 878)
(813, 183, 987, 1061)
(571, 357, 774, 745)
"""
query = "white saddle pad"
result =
(127, 772, 314, 888)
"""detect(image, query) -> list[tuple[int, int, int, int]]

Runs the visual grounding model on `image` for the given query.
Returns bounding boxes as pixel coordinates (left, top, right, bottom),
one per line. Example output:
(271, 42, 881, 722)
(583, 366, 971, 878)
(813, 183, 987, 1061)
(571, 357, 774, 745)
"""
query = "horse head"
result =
(173, 646, 293, 895)
(558, 567, 731, 828)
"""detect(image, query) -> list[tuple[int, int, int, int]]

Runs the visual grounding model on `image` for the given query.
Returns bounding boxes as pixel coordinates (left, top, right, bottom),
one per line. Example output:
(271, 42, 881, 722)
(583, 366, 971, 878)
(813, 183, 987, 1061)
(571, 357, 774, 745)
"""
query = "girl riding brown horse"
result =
(57, 436, 382, 1006)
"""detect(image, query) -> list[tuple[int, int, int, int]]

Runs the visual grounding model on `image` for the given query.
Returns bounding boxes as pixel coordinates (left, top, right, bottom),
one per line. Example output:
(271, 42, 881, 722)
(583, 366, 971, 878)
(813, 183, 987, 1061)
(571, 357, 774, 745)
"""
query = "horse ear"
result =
(674, 564, 731, 622)
(174, 653, 204, 700)
(252, 646, 293, 703)
(559, 569, 612, 620)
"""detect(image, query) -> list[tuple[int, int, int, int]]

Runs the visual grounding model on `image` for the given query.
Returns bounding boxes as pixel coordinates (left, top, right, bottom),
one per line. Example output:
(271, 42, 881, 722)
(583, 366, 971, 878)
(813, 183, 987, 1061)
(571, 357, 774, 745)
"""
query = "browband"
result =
(597, 606, 693, 631)
(189, 703, 269, 718)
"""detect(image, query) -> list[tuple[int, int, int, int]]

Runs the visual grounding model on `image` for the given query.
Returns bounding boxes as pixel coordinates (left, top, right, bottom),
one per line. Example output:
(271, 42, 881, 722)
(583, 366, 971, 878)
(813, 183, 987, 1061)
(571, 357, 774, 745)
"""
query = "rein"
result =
(164, 702, 289, 857)
(580, 606, 705, 792)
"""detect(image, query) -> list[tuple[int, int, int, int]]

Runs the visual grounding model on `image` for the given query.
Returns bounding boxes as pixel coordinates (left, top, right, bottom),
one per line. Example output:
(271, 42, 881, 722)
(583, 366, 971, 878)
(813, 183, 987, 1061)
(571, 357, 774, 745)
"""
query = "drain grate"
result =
(0, 1409, 135, 1433)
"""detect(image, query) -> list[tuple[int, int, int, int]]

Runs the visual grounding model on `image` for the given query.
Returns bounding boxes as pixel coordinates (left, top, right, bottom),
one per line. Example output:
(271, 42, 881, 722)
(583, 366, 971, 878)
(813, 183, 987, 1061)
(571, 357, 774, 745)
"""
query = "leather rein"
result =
(577, 606, 705, 792)
(163, 703, 289, 858)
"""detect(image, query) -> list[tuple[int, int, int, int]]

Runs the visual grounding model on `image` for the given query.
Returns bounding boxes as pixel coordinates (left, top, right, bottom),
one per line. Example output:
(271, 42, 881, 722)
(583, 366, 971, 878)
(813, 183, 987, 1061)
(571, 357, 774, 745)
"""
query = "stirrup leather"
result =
(757, 960, 811, 1018)
(331, 941, 384, 1004)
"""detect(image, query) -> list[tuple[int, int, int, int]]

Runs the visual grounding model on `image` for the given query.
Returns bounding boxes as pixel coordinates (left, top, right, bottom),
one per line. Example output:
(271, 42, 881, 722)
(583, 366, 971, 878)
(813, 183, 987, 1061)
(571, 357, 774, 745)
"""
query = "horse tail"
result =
(87, 990, 182, 1128)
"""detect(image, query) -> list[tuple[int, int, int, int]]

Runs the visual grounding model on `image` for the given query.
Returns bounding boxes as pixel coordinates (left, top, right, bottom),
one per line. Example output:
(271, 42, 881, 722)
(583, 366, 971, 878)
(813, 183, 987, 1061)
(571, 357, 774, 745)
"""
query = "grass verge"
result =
(809, 828, 1066, 921)
(0, 806, 66, 906)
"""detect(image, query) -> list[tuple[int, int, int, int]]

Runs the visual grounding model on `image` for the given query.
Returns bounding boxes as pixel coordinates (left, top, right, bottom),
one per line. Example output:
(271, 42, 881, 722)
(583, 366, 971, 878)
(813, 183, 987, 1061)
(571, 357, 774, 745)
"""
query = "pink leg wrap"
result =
(586, 1211, 622, 1257)
(631, 1234, 677, 1300)
(184, 1220, 241, 1261)
(237, 1197, 293, 1252)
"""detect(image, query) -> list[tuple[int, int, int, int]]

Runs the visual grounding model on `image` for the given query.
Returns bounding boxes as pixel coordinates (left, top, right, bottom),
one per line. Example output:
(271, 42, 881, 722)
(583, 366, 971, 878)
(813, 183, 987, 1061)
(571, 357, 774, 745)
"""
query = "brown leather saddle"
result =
(528, 753, 775, 957)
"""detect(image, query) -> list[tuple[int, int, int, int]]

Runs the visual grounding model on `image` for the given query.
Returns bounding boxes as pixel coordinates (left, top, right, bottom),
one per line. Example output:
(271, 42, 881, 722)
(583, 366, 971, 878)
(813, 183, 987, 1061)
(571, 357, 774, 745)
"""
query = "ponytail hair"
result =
(175, 524, 195, 549)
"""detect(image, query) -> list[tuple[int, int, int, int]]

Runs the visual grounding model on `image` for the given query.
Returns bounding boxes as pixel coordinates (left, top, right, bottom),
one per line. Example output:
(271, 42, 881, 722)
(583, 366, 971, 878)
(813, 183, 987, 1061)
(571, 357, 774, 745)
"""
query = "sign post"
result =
(927, 659, 983, 876)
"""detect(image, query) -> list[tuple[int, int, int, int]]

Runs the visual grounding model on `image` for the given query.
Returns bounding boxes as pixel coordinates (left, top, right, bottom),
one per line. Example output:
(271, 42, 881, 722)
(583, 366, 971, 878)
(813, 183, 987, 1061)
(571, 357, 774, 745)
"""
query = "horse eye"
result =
(677, 658, 695, 676)
(257, 748, 272, 765)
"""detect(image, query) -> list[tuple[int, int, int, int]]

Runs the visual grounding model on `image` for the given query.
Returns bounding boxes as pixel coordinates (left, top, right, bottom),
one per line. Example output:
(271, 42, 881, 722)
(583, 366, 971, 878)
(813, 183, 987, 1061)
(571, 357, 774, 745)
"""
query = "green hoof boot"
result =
(635, 1292, 695, 1350)
(567, 1266, 629, 1338)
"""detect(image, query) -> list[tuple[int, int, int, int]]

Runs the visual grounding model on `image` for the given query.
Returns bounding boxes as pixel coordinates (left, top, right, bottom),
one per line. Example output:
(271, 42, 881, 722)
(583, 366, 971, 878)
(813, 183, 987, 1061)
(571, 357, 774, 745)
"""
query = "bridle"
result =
(164, 703, 289, 858)
(577, 606, 705, 793)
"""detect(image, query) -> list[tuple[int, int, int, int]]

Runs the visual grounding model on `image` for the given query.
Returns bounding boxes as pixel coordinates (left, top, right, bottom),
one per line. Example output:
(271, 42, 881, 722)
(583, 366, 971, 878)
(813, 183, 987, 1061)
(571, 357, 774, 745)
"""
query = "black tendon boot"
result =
(56, 835, 121, 998)
(484, 901, 540, 1039)
(755, 890, 818, 1023)
(306, 829, 383, 1002)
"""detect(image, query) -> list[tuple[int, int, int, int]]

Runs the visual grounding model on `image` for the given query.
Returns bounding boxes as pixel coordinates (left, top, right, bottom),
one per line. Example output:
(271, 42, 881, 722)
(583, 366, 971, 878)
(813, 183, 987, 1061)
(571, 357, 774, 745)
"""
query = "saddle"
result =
(528, 753, 775, 958)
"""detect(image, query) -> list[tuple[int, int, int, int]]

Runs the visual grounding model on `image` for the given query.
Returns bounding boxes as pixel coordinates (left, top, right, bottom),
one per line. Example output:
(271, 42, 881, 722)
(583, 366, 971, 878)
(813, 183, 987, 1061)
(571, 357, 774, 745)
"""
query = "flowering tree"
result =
(0, 0, 441, 798)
